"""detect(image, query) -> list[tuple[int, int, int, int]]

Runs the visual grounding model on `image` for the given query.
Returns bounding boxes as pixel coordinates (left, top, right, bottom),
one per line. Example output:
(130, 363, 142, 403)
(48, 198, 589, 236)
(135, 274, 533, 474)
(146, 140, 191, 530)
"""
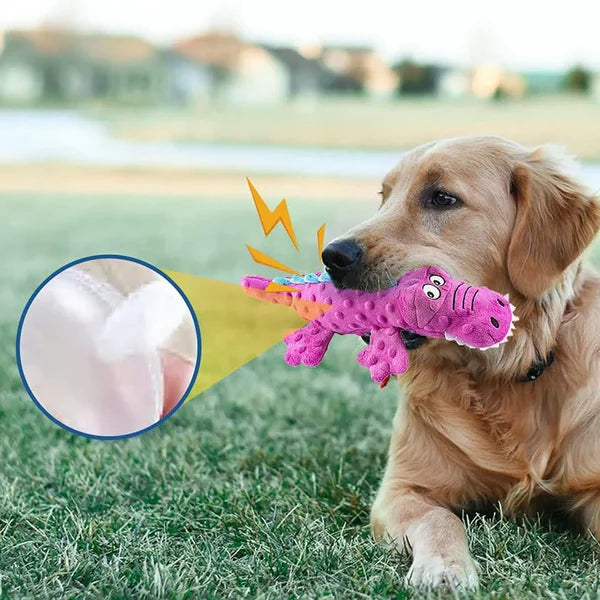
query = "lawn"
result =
(2, 188, 600, 599)
(90, 95, 600, 160)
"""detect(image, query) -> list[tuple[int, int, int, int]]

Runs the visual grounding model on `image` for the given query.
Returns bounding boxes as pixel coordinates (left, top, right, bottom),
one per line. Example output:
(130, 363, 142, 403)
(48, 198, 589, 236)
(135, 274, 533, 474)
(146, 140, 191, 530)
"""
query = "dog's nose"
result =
(322, 240, 363, 272)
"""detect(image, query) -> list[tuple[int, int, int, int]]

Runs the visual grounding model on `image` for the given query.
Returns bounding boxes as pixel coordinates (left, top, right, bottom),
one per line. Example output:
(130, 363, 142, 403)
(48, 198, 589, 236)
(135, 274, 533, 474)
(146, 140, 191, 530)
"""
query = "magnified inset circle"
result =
(17, 255, 200, 439)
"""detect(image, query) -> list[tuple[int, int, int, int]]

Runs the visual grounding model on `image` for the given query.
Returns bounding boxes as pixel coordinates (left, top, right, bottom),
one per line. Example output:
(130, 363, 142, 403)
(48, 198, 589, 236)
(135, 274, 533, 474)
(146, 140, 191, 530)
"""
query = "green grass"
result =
(2, 191, 600, 599)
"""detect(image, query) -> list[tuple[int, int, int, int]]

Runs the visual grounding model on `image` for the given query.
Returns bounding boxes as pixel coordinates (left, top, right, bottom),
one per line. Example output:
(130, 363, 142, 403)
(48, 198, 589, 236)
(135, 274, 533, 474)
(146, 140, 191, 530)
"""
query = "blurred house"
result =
(470, 64, 526, 99)
(263, 45, 331, 98)
(160, 48, 212, 104)
(80, 34, 168, 103)
(0, 29, 80, 102)
(0, 29, 172, 104)
(319, 46, 398, 98)
(175, 32, 288, 104)
(521, 71, 564, 95)
(437, 68, 471, 98)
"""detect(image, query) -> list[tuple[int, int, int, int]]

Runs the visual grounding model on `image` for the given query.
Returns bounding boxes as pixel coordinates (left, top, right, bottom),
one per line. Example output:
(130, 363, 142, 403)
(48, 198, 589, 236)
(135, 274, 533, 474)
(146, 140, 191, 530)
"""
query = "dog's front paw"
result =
(405, 553, 479, 590)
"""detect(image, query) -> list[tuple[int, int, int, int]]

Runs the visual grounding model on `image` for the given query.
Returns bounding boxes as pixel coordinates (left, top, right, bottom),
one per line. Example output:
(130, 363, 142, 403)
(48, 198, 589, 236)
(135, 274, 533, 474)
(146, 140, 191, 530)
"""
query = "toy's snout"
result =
(445, 288, 517, 350)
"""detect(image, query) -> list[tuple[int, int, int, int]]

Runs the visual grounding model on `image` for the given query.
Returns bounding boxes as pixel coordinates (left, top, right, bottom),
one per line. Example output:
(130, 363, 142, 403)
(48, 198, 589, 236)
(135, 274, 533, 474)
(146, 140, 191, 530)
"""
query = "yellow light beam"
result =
(247, 177, 299, 251)
(246, 245, 301, 275)
(164, 272, 307, 397)
(317, 223, 326, 260)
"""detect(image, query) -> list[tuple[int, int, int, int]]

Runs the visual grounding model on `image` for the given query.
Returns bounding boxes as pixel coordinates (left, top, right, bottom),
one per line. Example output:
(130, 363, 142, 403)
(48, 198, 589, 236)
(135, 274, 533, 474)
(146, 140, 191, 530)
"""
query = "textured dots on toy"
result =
(324, 297, 333, 305)
(298, 346, 306, 354)
(309, 293, 316, 302)
(386, 329, 396, 336)
(364, 300, 375, 310)
(368, 355, 378, 366)
(294, 333, 303, 342)
(388, 347, 397, 358)
(462, 323, 475, 335)
(343, 299, 353, 308)
(349, 323, 360, 330)
(385, 303, 395, 313)
(319, 283, 326, 291)
(355, 312, 367, 322)
(378, 315, 388, 326)
(376, 340, 385, 350)
(335, 310, 344, 320)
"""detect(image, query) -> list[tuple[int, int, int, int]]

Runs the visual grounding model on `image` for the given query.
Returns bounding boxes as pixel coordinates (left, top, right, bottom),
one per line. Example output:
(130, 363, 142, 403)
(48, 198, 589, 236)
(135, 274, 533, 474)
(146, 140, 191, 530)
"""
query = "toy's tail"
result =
(240, 275, 271, 292)
(240, 275, 331, 320)
(240, 275, 294, 307)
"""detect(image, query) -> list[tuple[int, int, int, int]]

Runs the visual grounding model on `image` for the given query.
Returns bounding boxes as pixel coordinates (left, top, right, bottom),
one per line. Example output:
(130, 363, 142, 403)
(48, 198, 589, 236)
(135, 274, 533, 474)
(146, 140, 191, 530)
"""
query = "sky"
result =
(1, 0, 599, 70)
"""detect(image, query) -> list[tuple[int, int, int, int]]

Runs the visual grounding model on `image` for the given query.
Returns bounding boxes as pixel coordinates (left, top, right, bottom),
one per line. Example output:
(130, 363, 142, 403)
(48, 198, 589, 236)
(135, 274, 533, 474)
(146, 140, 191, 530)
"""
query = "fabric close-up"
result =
(18, 259, 198, 437)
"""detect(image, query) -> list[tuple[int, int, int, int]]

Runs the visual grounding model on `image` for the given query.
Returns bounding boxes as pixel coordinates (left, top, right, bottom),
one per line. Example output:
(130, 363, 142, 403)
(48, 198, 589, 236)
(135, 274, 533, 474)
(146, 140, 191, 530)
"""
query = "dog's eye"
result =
(422, 284, 441, 299)
(427, 190, 461, 209)
(429, 274, 445, 286)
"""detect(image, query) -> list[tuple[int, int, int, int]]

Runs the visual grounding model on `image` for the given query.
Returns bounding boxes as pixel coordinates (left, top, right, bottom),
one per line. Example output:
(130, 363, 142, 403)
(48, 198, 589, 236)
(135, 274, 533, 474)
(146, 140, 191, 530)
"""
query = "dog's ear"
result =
(507, 147, 600, 298)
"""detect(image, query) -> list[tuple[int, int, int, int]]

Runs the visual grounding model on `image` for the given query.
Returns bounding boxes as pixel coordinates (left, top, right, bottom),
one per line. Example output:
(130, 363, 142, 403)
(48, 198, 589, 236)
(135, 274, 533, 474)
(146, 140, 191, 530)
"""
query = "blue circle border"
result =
(15, 253, 202, 441)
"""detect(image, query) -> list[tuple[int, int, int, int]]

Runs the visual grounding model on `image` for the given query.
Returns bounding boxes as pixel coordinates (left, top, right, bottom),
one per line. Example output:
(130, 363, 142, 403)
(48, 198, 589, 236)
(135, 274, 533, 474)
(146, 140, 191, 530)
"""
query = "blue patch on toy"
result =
(273, 276, 292, 285)
(273, 272, 331, 286)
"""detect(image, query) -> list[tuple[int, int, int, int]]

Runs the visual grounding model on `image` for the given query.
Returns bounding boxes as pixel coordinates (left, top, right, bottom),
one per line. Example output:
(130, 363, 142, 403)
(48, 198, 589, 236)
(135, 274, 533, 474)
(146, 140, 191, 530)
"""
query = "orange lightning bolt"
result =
(246, 245, 301, 275)
(247, 177, 299, 251)
(316, 223, 326, 260)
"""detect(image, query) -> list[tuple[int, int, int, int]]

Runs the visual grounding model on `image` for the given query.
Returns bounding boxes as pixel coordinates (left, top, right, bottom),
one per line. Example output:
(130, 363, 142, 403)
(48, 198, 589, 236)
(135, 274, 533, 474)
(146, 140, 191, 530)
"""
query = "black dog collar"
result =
(519, 349, 555, 383)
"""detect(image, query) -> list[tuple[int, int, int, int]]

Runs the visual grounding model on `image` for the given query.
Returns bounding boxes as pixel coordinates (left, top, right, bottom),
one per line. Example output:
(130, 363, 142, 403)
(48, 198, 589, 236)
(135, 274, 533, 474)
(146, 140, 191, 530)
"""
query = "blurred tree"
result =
(564, 65, 591, 92)
(393, 59, 439, 95)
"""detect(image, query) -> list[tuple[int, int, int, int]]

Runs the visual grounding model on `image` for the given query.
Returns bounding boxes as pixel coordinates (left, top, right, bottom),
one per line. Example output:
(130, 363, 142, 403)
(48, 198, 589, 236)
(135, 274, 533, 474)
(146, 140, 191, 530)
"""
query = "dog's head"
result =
(322, 136, 600, 375)
(323, 136, 599, 299)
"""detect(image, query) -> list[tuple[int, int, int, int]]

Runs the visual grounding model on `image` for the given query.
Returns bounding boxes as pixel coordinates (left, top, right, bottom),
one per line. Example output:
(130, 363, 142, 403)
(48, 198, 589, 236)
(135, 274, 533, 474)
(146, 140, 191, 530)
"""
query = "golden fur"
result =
(342, 136, 600, 588)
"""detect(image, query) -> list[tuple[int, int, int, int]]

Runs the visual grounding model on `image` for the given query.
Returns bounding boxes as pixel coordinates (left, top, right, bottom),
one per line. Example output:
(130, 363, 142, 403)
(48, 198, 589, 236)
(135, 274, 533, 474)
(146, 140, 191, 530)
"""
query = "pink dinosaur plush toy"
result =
(240, 266, 517, 383)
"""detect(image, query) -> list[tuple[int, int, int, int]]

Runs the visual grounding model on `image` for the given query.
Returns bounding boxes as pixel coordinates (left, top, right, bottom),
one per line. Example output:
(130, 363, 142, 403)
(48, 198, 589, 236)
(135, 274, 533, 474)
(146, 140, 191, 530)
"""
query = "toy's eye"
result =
(422, 284, 441, 299)
(429, 274, 445, 286)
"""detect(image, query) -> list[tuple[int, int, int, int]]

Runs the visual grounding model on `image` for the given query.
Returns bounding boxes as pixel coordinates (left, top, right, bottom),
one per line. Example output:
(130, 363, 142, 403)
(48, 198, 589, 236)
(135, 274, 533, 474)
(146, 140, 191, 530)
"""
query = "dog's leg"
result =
(371, 414, 479, 590)
(371, 486, 479, 589)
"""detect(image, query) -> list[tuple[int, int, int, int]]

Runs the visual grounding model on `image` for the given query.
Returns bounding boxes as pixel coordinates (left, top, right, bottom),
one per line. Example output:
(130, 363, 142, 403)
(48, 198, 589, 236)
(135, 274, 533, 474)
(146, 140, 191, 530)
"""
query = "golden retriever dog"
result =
(321, 136, 600, 589)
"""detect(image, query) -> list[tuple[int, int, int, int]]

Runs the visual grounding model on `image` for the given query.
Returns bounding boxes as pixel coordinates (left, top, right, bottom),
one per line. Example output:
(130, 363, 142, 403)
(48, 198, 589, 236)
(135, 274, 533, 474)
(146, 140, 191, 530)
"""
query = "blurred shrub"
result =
(564, 65, 591, 92)
(393, 59, 440, 95)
